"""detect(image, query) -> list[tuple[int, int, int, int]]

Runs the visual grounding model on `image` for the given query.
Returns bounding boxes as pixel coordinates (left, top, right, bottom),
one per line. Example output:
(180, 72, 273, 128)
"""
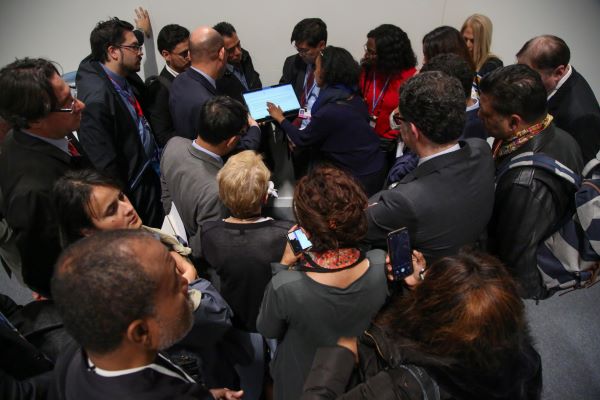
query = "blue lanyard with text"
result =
(371, 74, 391, 114)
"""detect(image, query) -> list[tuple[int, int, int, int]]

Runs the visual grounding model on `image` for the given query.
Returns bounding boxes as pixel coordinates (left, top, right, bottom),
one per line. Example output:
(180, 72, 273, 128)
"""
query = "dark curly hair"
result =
(319, 46, 360, 88)
(479, 64, 547, 123)
(367, 24, 417, 74)
(90, 17, 134, 62)
(293, 166, 368, 252)
(423, 26, 475, 71)
(400, 71, 465, 144)
(52, 230, 158, 354)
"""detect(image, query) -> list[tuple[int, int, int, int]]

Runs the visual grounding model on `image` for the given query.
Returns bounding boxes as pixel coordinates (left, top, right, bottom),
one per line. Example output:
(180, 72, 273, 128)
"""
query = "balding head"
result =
(516, 35, 570, 93)
(189, 26, 224, 63)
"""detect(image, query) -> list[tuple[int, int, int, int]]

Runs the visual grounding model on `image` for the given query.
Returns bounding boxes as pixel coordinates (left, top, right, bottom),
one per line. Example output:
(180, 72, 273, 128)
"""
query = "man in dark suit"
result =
(213, 22, 262, 104)
(279, 18, 327, 178)
(76, 17, 163, 228)
(169, 26, 261, 149)
(365, 72, 495, 264)
(146, 24, 190, 148)
(0, 58, 90, 295)
(517, 35, 600, 163)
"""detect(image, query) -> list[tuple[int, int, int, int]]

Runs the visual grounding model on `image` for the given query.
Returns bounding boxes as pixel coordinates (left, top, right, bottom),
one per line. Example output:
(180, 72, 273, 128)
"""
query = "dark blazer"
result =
(365, 139, 495, 264)
(146, 67, 176, 148)
(170, 67, 216, 140)
(169, 66, 262, 150)
(548, 67, 600, 163)
(76, 59, 163, 227)
(280, 54, 308, 99)
(216, 49, 262, 104)
(0, 130, 89, 295)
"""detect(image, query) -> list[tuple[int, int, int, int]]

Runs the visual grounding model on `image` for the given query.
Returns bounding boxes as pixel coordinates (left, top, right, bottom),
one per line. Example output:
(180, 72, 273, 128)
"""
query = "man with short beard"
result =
(50, 230, 242, 399)
(76, 18, 163, 228)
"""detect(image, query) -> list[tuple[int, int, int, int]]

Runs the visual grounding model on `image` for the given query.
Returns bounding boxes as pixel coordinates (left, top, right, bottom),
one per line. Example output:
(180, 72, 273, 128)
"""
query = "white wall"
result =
(1, 0, 599, 99)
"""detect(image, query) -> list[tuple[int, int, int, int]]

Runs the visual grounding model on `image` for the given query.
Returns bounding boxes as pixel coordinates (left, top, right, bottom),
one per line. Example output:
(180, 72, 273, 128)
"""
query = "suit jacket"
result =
(76, 58, 163, 227)
(170, 67, 217, 140)
(280, 54, 308, 99)
(0, 130, 89, 295)
(169, 67, 262, 151)
(160, 137, 226, 257)
(365, 139, 495, 263)
(146, 67, 176, 148)
(548, 67, 600, 163)
(216, 49, 262, 104)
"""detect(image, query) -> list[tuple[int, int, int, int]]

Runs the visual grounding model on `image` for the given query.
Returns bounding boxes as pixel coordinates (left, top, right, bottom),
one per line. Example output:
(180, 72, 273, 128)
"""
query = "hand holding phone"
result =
(387, 228, 413, 280)
(287, 227, 313, 255)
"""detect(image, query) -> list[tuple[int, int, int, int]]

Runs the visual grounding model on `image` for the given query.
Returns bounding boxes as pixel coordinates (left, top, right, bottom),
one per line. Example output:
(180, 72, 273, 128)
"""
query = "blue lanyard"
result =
(371, 74, 391, 113)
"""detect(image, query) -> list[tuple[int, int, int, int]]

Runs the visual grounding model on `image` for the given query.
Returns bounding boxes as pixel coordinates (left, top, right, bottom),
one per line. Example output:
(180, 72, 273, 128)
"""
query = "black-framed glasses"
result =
(53, 87, 78, 113)
(119, 44, 143, 53)
(295, 45, 311, 55)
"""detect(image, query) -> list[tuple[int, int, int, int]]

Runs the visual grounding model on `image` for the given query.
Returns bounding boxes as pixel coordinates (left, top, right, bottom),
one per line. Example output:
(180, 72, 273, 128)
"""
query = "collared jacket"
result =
(216, 48, 262, 104)
(489, 123, 583, 299)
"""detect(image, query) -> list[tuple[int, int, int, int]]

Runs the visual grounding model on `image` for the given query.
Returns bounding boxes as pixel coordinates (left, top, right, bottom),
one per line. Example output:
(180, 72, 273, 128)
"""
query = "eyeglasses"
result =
(393, 113, 407, 126)
(295, 45, 312, 55)
(53, 87, 78, 113)
(119, 44, 143, 53)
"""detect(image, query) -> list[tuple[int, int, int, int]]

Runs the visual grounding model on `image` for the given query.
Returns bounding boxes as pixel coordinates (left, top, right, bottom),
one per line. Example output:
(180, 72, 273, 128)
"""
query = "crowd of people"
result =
(1, 6, 599, 400)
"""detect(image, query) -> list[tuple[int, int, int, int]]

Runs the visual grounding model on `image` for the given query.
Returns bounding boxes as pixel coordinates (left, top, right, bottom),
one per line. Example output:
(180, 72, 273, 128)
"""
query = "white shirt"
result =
(165, 64, 180, 78)
(418, 143, 461, 166)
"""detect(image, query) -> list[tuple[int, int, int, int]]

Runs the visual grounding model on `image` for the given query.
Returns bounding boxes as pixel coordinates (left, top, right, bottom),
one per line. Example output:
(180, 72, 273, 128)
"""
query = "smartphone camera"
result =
(287, 228, 312, 255)
(387, 227, 413, 280)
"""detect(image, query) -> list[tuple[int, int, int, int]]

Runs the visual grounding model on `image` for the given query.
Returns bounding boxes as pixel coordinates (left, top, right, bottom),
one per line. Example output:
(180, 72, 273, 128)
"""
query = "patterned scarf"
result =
(304, 248, 362, 270)
(492, 114, 553, 158)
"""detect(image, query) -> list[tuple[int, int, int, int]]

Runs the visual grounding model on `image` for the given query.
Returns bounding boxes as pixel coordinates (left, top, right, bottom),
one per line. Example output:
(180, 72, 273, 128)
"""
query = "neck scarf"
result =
(492, 114, 553, 159)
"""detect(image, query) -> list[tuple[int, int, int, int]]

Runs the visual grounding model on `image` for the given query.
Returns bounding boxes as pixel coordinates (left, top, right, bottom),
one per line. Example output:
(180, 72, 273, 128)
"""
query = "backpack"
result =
(496, 151, 600, 293)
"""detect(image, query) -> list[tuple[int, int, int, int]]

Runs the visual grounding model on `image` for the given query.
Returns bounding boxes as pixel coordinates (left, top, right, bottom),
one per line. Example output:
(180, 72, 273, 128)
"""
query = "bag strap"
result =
(582, 148, 600, 178)
(496, 151, 581, 188)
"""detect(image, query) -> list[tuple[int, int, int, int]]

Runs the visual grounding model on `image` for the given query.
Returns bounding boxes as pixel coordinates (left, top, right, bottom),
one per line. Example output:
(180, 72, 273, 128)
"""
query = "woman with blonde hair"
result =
(461, 14, 503, 96)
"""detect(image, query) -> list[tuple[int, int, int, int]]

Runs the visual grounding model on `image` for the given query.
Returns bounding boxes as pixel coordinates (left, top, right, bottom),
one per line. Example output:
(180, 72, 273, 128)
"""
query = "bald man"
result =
(517, 35, 600, 163)
(169, 26, 261, 151)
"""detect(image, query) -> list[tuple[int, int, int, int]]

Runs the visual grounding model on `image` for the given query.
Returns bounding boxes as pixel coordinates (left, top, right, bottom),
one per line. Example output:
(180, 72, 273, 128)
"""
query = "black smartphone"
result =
(387, 227, 413, 280)
(287, 228, 313, 255)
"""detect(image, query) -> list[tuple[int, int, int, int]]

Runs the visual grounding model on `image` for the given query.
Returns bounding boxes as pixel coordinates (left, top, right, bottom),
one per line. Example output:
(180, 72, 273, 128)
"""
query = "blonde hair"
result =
(217, 150, 270, 218)
(461, 14, 495, 71)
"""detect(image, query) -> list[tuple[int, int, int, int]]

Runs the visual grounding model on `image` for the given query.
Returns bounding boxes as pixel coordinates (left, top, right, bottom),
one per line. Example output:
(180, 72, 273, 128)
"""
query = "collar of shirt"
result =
(21, 129, 70, 155)
(547, 64, 572, 100)
(191, 66, 216, 89)
(165, 64, 179, 78)
(418, 143, 461, 166)
(466, 98, 480, 112)
(100, 64, 129, 90)
(191, 139, 222, 164)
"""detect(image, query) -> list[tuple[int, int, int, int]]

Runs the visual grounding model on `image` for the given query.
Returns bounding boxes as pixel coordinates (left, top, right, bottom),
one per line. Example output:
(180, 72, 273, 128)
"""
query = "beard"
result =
(157, 296, 194, 350)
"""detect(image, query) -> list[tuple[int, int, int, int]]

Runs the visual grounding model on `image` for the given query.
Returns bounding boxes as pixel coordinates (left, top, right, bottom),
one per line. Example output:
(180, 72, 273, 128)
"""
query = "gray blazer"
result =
(160, 137, 225, 256)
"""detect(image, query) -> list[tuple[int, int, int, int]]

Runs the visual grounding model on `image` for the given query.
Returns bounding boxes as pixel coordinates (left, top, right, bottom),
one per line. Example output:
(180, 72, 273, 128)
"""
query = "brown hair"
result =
(378, 250, 526, 370)
(293, 166, 368, 252)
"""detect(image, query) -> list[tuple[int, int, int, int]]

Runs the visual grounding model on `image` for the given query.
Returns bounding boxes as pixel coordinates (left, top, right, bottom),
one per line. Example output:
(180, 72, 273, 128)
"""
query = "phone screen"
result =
(287, 228, 312, 255)
(387, 228, 413, 279)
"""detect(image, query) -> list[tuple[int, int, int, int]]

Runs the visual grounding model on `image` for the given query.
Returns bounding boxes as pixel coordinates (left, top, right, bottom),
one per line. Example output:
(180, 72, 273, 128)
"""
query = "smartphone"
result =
(287, 228, 313, 255)
(387, 227, 413, 280)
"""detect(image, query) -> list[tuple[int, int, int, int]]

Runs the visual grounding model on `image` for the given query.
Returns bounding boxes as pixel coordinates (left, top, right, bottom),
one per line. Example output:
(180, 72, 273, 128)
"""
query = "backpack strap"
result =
(582, 149, 600, 178)
(496, 151, 581, 188)
(388, 364, 441, 400)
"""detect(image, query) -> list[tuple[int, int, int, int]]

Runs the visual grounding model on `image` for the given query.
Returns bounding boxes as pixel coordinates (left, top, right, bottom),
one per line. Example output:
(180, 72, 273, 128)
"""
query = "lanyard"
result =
(108, 76, 144, 119)
(303, 67, 317, 104)
(371, 74, 391, 114)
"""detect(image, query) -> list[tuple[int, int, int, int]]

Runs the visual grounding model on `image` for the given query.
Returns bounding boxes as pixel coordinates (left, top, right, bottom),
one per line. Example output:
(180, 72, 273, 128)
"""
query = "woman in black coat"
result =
(302, 250, 542, 400)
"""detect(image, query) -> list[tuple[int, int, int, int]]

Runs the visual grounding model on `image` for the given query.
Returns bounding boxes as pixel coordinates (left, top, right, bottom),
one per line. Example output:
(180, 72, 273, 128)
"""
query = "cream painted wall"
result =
(1, 0, 599, 98)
